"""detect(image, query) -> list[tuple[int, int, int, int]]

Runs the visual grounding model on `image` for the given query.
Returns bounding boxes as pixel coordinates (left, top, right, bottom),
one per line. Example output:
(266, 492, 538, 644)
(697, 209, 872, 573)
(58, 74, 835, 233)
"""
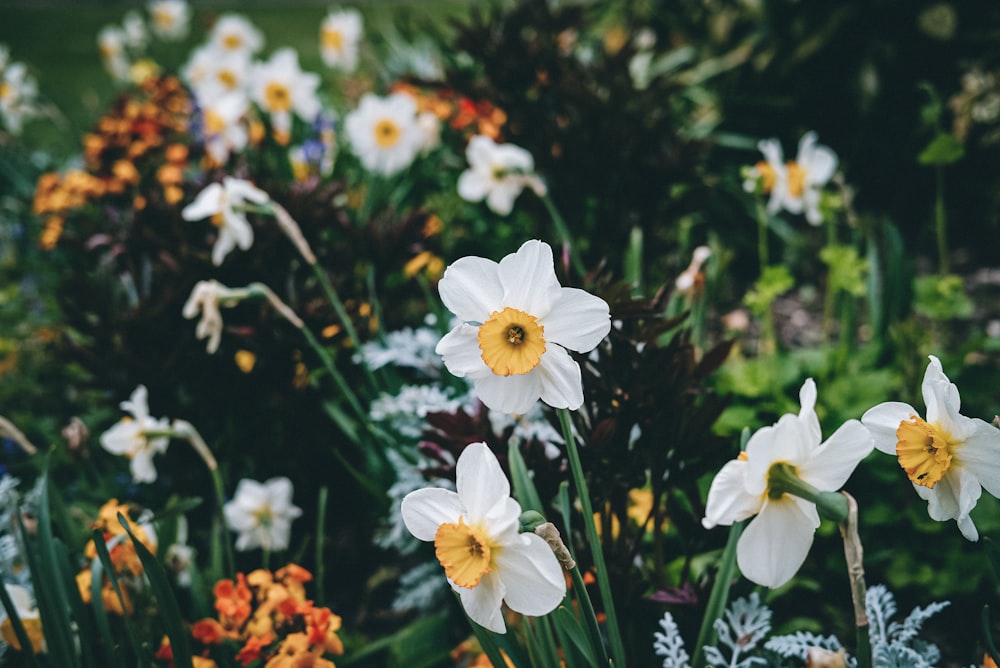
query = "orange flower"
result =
(263, 632, 336, 668)
(276, 563, 312, 584)
(235, 632, 275, 666)
(192, 618, 227, 645)
(214, 573, 253, 629)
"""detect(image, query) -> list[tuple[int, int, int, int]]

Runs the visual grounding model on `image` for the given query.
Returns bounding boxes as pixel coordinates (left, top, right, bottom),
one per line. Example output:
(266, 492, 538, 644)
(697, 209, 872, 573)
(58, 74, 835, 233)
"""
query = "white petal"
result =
(226, 213, 254, 250)
(181, 183, 223, 220)
(495, 533, 566, 616)
(957, 418, 1000, 498)
(540, 288, 611, 353)
(457, 571, 507, 633)
(438, 256, 503, 323)
(744, 414, 811, 497)
(212, 227, 237, 266)
(456, 443, 511, 522)
(457, 170, 489, 203)
(465, 135, 496, 169)
(100, 421, 142, 456)
(916, 464, 982, 541)
(473, 371, 542, 415)
(535, 345, 584, 410)
(737, 496, 817, 588)
(801, 419, 873, 491)
(921, 355, 964, 434)
(702, 458, 761, 528)
(804, 145, 837, 186)
(224, 177, 270, 204)
(861, 402, 916, 455)
(796, 378, 821, 444)
(400, 488, 463, 541)
(485, 182, 521, 216)
(436, 324, 490, 379)
(498, 240, 561, 318)
(130, 448, 159, 483)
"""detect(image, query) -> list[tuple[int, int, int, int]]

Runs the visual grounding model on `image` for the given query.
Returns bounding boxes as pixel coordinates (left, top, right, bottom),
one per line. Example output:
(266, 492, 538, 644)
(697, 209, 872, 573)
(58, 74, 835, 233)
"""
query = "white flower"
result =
(0, 62, 38, 135)
(675, 245, 712, 293)
(97, 25, 131, 82)
(862, 355, 1000, 541)
(122, 11, 148, 50)
(435, 240, 610, 414)
(183, 279, 241, 354)
(320, 9, 363, 71)
(181, 177, 270, 266)
(458, 135, 547, 216)
(100, 385, 171, 484)
(401, 442, 566, 633)
(208, 14, 264, 58)
(200, 91, 249, 165)
(148, 0, 190, 41)
(344, 92, 424, 176)
(249, 48, 321, 135)
(224, 477, 302, 552)
(744, 132, 837, 225)
(702, 379, 872, 588)
(188, 50, 251, 107)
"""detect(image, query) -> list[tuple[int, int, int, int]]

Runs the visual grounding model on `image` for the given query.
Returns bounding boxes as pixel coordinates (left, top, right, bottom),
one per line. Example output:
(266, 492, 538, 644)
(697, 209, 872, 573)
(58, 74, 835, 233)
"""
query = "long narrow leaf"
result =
(508, 437, 544, 515)
(90, 530, 145, 666)
(54, 538, 97, 668)
(0, 581, 42, 668)
(87, 556, 128, 668)
(118, 513, 194, 668)
(551, 606, 599, 668)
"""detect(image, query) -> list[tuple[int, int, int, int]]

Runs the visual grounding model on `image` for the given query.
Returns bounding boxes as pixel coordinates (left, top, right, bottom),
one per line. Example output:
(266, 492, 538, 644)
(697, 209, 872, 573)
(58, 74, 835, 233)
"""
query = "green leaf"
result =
(820, 244, 868, 297)
(90, 530, 146, 666)
(917, 132, 964, 166)
(0, 582, 42, 667)
(913, 273, 974, 320)
(118, 513, 194, 668)
(509, 437, 545, 515)
(551, 606, 599, 668)
(744, 265, 794, 316)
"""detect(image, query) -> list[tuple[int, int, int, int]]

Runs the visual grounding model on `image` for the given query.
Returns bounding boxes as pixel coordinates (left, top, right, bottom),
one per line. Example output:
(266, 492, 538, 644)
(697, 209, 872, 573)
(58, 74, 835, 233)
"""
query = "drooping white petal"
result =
(130, 448, 159, 483)
(456, 571, 506, 633)
(540, 288, 611, 353)
(400, 488, 464, 541)
(474, 371, 542, 415)
(801, 419, 873, 492)
(436, 325, 491, 379)
(495, 533, 566, 615)
(438, 256, 503, 323)
(212, 227, 238, 266)
(737, 496, 818, 588)
(535, 344, 584, 410)
(861, 402, 916, 455)
(915, 464, 982, 541)
(702, 458, 762, 529)
(497, 240, 561, 318)
(181, 183, 223, 220)
(456, 443, 511, 522)
(956, 419, 1000, 497)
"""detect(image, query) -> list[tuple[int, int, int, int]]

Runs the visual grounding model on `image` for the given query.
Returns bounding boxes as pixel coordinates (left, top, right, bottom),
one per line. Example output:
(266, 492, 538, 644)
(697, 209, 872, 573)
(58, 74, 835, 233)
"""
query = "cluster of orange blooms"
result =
(391, 82, 507, 141)
(33, 75, 197, 250)
(157, 564, 344, 668)
(75, 499, 157, 616)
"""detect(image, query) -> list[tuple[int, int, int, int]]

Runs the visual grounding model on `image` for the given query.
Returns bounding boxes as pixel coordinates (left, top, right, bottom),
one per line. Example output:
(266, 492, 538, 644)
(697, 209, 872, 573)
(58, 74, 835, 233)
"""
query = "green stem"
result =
(767, 463, 849, 522)
(300, 324, 368, 427)
(210, 467, 235, 577)
(570, 564, 611, 666)
(838, 492, 870, 668)
(558, 408, 626, 667)
(465, 611, 509, 668)
(935, 167, 949, 275)
(541, 195, 587, 278)
(692, 521, 744, 668)
(315, 485, 329, 608)
(755, 201, 770, 272)
(823, 221, 837, 345)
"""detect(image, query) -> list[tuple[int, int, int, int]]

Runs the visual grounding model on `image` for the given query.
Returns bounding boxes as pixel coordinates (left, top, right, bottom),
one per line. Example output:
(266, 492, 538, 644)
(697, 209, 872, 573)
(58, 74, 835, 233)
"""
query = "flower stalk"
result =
(838, 492, 870, 668)
(0, 416, 38, 456)
(540, 194, 586, 278)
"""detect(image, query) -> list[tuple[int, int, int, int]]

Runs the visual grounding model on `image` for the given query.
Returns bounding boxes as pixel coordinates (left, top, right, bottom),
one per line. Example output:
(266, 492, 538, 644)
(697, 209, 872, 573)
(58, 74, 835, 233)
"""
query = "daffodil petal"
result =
(957, 418, 1000, 497)
(473, 371, 542, 415)
(456, 443, 511, 522)
(436, 324, 491, 379)
(495, 533, 566, 616)
(438, 257, 503, 323)
(702, 458, 761, 528)
(457, 170, 489, 203)
(498, 240, 561, 318)
(921, 355, 964, 435)
(400, 487, 463, 542)
(540, 287, 611, 353)
(485, 182, 521, 216)
(797, 378, 821, 444)
(223, 176, 269, 204)
(212, 227, 237, 266)
(181, 183, 222, 220)
(536, 345, 584, 410)
(737, 496, 817, 588)
(456, 571, 506, 633)
(861, 401, 916, 455)
(914, 464, 982, 541)
(801, 419, 873, 491)
(227, 214, 254, 250)
(465, 135, 495, 167)
(805, 145, 837, 186)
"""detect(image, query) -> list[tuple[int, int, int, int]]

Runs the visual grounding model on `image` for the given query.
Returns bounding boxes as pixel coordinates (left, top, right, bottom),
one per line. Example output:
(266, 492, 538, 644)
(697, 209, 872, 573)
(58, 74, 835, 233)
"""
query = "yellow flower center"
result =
(434, 516, 493, 589)
(786, 161, 806, 198)
(253, 504, 274, 527)
(223, 34, 243, 50)
(217, 69, 238, 90)
(204, 109, 225, 135)
(322, 27, 344, 51)
(264, 82, 292, 112)
(0, 82, 11, 101)
(373, 118, 402, 148)
(478, 307, 546, 376)
(895, 414, 953, 488)
(754, 160, 776, 193)
(153, 8, 174, 29)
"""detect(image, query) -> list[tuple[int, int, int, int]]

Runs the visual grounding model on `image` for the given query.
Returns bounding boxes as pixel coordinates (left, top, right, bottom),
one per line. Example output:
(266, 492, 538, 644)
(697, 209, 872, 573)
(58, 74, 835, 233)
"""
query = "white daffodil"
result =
(208, 13, 264, 58)
(121, 11, 148, 50)
(188, 50, 251, 107)
(181, 177, 270, 266)
(100, 385, 171, 484)
(0, 62, 38, 135)
(224, 477, 302, 552)
(200, 91, 249, 166)
(862, 355, 1000, 541)
(249, 48, 321, 136)
(401, 442, 566, 633)
(435, 239, 610, 414)
(0, 584, 44, 653)
(458, 135, 547, 216)
(702, 379, 872, 588)
(320, 9, 363, 71)
(344, 92, 424, 176)
(744, 132, 837, 225)
(97, 25, 130, 82)
(148, 0, 190, 41)
(183, 279, 243, 354)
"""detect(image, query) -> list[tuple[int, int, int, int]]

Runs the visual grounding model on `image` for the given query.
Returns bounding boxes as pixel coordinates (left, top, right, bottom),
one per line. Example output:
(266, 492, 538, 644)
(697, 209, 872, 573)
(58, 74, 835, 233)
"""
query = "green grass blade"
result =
(53, 538, 97, 668)
(0, 581, 42, 667)
(552, 605, 599, 668)
(118, 513, 194, 668)
(508, 437, 544, 515)
(90, 530, 145, 666)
